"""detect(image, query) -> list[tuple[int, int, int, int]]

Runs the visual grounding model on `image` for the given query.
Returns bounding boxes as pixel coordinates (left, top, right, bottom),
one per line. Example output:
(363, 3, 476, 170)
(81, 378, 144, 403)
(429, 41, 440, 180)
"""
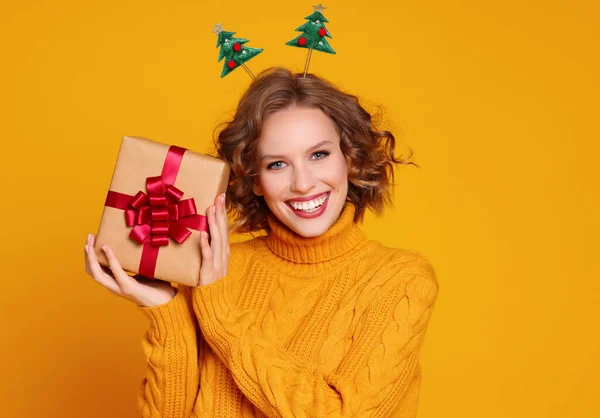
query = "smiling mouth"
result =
(286, 192, 330, 213)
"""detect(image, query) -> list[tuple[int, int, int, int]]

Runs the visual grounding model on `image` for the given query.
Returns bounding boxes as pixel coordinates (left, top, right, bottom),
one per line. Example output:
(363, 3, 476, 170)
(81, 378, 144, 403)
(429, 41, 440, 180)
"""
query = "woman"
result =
(84, 67, 439, 417)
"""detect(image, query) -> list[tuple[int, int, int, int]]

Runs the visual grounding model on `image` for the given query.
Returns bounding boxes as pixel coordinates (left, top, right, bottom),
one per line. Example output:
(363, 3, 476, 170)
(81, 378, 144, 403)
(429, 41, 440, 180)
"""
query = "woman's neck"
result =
(264, 201, 367, 264)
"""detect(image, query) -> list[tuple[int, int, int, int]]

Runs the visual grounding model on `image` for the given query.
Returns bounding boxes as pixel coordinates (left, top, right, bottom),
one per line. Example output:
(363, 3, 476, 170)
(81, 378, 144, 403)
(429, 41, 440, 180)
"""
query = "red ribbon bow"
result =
(125, 176, 198, 247)
(104, 145, 208, 279)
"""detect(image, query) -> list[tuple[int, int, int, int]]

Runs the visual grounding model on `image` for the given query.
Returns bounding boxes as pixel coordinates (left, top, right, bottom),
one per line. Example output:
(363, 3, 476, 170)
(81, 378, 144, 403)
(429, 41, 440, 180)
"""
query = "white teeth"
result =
(288, 193, 328, 211)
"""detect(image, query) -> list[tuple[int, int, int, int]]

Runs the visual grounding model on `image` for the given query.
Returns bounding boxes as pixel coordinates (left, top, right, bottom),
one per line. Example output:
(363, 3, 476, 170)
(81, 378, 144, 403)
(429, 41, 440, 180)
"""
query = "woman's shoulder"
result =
(361, 242, 439, 301)
(364, 239, 435, 270)
(385, 246, 436, 273)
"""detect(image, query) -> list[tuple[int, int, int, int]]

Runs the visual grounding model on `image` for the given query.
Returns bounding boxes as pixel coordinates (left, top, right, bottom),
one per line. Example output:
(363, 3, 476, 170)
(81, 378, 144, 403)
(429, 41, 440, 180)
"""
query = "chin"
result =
(292, 223, 330, 238)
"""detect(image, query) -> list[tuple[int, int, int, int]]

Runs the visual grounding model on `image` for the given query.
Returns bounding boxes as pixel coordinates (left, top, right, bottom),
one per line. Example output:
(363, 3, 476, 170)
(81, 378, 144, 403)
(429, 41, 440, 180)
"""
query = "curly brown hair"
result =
(212, 67, 419, 234)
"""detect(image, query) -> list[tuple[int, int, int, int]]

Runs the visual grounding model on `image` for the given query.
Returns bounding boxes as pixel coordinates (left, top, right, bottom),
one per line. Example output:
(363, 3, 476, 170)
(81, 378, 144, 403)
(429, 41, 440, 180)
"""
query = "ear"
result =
(252, 181, 264, 197)
(345, 154, 352, 172)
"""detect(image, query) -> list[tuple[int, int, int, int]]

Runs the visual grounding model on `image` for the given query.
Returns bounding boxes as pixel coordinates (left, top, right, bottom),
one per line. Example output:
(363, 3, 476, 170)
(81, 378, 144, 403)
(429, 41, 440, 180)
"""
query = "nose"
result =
(290, 163, 316, 194)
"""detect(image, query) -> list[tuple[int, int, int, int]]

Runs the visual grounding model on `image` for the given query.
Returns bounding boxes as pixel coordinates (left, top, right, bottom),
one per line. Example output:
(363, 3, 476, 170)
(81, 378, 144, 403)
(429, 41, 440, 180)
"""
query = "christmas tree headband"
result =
(213, 3, 335, 79)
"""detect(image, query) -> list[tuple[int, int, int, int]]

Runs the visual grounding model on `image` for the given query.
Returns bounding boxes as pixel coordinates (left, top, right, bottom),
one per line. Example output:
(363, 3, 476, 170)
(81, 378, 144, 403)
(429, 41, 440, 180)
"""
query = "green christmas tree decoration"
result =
(285, 4, 336, 55)
(212, 23, 263, 79)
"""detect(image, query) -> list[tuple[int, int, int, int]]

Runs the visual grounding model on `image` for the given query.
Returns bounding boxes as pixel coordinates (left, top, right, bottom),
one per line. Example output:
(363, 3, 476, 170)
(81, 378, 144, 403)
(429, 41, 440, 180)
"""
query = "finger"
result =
(215, 194, 229, 264)
(84, 235, 92, 275)
(84, 234, 95, 275)
(207, 203, 222, 269)
(85, 242, 121, 293)
(102, 245, 136, 293)
(199, 231, 214, 281)
(216, 194, 228, 236)
(85, 234, 96, 276)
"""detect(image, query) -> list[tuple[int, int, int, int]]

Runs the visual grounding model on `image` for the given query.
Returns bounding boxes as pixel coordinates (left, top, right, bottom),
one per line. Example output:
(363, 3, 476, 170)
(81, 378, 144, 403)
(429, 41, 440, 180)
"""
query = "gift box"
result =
(94, 136, 230, 286)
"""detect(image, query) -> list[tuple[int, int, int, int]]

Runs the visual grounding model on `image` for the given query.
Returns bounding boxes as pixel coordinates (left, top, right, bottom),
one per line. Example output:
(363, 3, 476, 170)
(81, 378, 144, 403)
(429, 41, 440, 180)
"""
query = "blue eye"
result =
(312, 150, 330, 160)
(267, 161, 286, 170)
(266, 151, 329, 170)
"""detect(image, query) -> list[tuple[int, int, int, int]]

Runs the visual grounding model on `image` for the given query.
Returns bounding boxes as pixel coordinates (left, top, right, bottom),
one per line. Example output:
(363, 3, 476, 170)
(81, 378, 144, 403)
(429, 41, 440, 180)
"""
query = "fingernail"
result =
(87, 234, 91, 243)
(84, 245, 89, 254)
(211, 206, 216, 215)
(221, 193, 226, 203)
(102, 245, 108, 252)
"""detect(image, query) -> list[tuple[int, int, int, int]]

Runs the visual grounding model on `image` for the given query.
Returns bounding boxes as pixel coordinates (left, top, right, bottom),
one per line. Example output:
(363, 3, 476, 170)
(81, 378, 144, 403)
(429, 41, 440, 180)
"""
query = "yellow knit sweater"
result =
(137, 202, 439, 417)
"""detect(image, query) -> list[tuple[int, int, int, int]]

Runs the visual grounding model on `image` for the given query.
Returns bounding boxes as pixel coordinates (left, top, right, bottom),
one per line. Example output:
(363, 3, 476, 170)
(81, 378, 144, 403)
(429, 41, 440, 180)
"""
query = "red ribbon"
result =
(104, 145, 208, 278)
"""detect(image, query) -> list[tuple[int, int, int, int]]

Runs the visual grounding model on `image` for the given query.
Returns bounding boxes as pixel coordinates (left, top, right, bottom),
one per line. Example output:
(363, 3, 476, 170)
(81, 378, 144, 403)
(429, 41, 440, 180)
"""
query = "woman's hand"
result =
(84, 234, 177, 308)
(199, 193, 230, 286)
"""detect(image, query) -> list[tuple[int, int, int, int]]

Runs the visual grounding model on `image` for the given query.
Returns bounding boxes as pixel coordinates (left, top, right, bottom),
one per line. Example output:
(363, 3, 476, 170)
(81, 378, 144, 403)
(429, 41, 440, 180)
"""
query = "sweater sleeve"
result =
(193, 262, 439, 418)
(137, 285, 200, 418)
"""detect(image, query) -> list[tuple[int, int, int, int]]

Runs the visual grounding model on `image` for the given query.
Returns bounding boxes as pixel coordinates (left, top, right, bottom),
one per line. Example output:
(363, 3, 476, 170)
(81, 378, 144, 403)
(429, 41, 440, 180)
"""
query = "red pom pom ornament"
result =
(298, 37, 307, 46)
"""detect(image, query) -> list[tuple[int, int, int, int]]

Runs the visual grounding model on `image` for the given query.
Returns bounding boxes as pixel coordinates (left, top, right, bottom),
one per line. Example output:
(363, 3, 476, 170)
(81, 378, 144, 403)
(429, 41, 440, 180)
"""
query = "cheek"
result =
(258, 173, 287, 200)
(330, 154, 350, 183)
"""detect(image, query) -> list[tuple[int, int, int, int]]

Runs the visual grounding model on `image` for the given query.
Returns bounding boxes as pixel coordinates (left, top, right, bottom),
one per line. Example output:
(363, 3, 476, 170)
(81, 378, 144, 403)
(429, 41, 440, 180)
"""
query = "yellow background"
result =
(1, 0, 598, 416)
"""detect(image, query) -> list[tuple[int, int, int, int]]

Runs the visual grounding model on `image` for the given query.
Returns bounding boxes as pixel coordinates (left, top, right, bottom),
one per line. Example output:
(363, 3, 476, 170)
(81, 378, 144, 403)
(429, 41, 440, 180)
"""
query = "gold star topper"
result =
(212, 22, 224, 35)
(313, 4, 326, 13)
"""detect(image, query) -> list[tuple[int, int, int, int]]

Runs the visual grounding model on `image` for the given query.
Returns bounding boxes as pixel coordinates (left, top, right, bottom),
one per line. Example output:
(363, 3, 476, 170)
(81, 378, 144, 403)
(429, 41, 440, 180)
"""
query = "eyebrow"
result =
(260, 140, 333, 161)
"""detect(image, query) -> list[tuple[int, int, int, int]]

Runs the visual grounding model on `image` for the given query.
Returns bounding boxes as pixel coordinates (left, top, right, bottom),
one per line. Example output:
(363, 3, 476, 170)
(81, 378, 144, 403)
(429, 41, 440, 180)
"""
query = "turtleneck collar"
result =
(264, 201, 367, 264)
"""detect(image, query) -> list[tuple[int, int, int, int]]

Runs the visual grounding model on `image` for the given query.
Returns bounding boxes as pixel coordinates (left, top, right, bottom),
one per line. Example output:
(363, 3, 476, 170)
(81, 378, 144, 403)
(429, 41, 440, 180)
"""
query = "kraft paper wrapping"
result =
(94, 136, 230, 286)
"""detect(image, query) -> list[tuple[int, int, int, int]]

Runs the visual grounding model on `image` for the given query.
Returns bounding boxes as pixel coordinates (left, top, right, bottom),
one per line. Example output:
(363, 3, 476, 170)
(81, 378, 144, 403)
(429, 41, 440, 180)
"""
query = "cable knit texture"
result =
(137, 202, 439, 417)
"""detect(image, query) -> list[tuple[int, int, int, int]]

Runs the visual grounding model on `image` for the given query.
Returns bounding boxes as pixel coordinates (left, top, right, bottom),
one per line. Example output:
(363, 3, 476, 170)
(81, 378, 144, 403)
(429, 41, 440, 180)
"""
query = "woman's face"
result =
(253, 106, 350, 238)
